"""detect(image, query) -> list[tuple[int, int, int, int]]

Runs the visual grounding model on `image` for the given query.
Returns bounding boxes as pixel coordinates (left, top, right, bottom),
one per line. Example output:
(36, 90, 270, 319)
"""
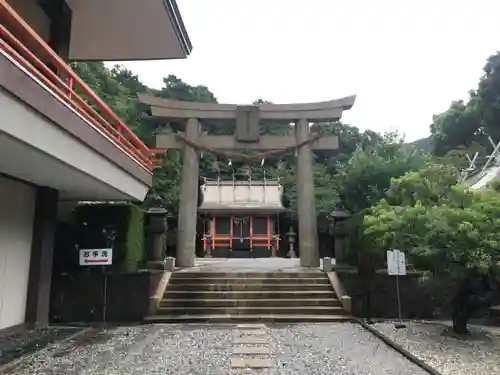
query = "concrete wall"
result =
(0, 175, 36, 329)
(6, 0, 51, 41)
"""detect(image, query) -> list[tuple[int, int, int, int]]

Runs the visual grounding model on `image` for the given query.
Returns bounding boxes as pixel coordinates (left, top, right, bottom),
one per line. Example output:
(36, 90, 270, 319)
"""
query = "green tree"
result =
(336, 135, 428, 213)
(429, 51, 500, 156)
(364, 167, 500, 334)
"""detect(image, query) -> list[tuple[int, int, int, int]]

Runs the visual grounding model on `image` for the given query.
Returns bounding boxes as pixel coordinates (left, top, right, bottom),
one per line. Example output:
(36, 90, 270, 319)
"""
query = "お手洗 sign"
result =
(79, 248, 113, 266)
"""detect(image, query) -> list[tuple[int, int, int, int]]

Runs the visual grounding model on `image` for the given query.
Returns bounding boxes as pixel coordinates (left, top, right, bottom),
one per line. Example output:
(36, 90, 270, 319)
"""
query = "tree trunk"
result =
(451, 273, 497, 335)
(452, 278, 473, 335)
(452, 306, 470, 335)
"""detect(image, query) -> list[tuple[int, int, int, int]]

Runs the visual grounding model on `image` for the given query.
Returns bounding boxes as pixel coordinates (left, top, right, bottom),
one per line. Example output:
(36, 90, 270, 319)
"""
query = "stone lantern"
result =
(330, 210, 350, 264)
(286, 226, 297, 258)
(146, 207, 168, 269)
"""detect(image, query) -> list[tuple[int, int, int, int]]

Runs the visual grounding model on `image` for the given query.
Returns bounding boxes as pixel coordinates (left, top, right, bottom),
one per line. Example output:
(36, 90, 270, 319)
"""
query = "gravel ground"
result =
(268, 323, 427, 375)
(7, 325, 234, 375)
(7, 323, 427, 375)
(0, 327, 82, 366)
(373, 321, 500, 375)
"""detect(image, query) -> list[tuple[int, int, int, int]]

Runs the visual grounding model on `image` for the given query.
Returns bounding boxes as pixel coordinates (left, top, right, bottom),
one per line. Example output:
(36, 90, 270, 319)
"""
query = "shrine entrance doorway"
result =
(231, 217, 251, 252)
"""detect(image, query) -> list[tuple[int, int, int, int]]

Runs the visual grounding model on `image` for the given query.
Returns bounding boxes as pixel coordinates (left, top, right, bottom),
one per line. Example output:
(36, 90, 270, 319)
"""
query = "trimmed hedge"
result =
(73, 202, 145, 273)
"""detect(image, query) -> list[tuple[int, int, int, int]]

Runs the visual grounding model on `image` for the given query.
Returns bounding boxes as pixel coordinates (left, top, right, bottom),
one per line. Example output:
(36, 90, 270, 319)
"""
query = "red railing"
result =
(0, 1, 153, 171)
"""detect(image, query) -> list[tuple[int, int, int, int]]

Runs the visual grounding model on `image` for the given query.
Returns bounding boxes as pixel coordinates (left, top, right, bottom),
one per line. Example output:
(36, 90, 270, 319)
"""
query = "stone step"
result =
(163, 290, 336, 299)
(167, 283, 333, 292)
(169, 277, 330, 285)
(157, 305, 345, 315)
(145, 314, 352, 323)
(151, 271, 341, 324)
(172, 272, 323, 279)
(160, 298, 340, 308)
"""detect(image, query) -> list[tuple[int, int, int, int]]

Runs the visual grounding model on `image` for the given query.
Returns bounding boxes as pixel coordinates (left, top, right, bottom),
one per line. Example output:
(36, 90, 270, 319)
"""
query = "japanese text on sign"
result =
(79, 248, 113, 266)
(387, 249, 406, 276)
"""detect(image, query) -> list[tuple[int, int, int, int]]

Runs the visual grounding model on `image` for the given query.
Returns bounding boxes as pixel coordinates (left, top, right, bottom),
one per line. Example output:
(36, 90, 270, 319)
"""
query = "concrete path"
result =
(177, 257, 323, 273)
(7, 323, 428, 374)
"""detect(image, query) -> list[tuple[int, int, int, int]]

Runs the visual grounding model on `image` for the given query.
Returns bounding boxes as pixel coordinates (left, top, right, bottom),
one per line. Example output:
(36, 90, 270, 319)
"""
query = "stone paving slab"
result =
(234, 337, 269, 344)
(178, 258, 321, 273)
(236, 324, 267, 329)
(6, 323, 429, 374)
(233, 346, 271, 355)
(230, 357, 274, 368)
(236, 329, 268, 336)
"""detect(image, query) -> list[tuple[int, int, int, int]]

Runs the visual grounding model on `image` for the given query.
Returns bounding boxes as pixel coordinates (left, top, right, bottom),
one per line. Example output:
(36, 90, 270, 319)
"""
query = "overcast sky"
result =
(116, 0, 500, 141)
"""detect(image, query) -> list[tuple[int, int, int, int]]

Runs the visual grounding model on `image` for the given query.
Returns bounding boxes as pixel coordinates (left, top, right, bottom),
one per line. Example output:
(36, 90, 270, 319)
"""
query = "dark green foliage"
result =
(73, 203, 145, 273)
(343, 209, 367, 266)
(409, 136, 432, 153)
(429, 51, 500, 157)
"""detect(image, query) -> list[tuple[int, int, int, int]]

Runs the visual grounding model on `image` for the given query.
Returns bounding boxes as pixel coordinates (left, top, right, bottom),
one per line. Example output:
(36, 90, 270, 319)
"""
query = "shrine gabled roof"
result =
(198, 180, 286, 214)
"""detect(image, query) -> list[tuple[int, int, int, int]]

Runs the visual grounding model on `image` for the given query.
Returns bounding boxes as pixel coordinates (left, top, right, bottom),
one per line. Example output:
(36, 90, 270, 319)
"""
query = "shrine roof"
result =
(198, 179, 286, 214)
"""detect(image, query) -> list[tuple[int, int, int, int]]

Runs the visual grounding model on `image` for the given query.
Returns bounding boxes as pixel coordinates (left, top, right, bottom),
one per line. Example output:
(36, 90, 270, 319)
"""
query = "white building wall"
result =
(0, 82, 149, 201)
(0, 175, 35, 329)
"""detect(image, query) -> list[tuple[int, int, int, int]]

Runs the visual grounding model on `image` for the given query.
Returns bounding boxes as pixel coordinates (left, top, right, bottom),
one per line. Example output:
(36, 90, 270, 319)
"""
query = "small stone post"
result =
(271, 239, 277, 257)
(330, 210, 350, 264)
(286, 226, 297, 258)
(146, 207, 168, 270)
(323, 257, 333, 272)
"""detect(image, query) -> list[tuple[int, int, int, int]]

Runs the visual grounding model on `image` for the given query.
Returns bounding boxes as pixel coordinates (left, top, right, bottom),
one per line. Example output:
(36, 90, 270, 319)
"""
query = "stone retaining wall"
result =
(50, 270, 163, 323)
(337, 270, 457, 319)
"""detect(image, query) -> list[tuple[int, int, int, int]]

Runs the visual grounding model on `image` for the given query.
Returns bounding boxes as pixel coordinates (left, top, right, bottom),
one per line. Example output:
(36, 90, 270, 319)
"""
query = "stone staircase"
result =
(146, 271, 350, 323)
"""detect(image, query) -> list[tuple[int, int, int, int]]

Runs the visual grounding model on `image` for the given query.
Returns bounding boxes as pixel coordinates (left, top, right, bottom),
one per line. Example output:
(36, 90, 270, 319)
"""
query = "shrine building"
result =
(0, 0, 191, 330)
(200, 179, 285, 258)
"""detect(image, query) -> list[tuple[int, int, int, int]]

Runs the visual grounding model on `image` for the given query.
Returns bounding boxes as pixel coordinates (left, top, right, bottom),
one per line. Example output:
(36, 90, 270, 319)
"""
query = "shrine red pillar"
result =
(267, 215, 271, 249)
(229, 215, 234, 250)
(250, 216, 253, 250)
(212, 215, 216, 251)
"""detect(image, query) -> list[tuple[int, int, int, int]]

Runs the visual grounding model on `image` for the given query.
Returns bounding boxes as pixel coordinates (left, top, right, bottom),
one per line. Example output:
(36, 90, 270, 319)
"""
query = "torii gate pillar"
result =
(296, 118, 320, 267)
(176, 118, 200, 267)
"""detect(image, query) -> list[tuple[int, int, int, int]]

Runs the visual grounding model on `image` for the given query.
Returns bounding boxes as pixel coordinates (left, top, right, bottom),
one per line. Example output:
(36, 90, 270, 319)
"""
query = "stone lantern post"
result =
(330, 210, 350, 264)
(286, 226, 297, 258)
(146, 207, 168, 269)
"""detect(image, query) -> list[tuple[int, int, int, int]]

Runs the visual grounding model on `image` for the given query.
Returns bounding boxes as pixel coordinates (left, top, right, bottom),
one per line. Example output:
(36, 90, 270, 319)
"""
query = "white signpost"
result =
(79, 248, 113, 266)
(387, 250, 406, 328)
(79, 248, 113, 323)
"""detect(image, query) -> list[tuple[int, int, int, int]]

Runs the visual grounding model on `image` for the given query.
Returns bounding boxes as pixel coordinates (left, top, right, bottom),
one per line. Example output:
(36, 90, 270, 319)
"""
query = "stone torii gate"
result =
(138, 94, 356, 267)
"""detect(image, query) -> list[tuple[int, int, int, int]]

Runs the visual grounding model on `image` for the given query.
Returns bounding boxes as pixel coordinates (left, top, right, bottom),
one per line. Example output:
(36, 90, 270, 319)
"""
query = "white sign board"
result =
(387, 250, 406, 275)
(79, 248, 113, 266)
